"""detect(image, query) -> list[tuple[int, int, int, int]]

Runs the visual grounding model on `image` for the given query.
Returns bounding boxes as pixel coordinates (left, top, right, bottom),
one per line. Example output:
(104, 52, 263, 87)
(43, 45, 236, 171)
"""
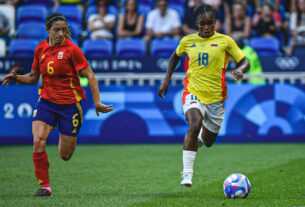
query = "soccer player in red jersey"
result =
(2, 13, 113, 197)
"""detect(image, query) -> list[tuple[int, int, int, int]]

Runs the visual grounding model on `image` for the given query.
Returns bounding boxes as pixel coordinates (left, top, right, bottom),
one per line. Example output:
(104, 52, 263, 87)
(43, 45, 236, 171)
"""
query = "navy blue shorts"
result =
(33, 98, 83, 136)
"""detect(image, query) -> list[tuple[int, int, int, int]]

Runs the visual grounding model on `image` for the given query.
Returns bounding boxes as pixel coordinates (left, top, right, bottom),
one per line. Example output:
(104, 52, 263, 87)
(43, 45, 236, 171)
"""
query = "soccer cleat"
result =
(33, 188, 52, 197)
(181, 172, 192, 187)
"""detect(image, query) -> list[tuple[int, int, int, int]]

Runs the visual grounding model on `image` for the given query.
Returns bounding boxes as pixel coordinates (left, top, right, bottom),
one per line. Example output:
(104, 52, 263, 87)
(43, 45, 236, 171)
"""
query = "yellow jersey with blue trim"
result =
(176, 32, 245, 104)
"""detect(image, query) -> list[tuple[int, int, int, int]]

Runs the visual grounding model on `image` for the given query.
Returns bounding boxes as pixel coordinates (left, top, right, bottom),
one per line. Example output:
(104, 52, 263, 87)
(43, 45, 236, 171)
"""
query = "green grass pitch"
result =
(0, 144, 305, 207)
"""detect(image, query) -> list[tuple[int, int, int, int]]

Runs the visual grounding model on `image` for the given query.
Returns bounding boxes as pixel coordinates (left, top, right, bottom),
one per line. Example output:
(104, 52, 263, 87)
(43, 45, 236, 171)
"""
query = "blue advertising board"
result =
(0, 55, 304, 74)
(0, 84, 305, 144)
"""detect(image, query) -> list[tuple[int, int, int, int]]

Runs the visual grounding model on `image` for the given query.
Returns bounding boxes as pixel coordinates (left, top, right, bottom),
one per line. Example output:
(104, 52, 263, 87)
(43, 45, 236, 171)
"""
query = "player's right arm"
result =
(2, 70, 40, 86)
(158, 52, 181, 98)
(158, 37, 186, 98)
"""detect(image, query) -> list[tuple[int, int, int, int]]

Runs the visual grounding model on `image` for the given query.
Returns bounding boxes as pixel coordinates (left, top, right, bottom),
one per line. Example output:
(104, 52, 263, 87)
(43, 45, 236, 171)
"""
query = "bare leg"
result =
(32, 121, 53, 194)
(200, 126, 218, 148)
(181, 108, 203, 187)
(184, 108, 203, 151)
(32, 121, 53, 153)
(58, 133, 77, 161)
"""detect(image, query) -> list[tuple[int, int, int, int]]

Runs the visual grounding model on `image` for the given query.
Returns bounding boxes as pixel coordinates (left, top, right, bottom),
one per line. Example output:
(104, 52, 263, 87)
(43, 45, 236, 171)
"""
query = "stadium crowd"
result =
(0, 0, 304, 57)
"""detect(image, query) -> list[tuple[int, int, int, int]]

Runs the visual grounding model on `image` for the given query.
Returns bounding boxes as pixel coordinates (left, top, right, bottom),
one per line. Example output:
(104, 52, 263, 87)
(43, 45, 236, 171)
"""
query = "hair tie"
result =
(47, 16, 67, 25)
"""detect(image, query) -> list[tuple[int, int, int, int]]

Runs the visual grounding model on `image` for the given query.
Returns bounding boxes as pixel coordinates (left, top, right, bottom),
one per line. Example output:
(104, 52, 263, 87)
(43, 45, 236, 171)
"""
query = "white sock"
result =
(182, 150, 197, 175)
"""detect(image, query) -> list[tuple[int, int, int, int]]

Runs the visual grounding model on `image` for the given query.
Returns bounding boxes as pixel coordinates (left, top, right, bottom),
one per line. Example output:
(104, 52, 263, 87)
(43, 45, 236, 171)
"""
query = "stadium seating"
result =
(53, 5, 82, 26)
(86, 5, 118, 21)
(168, 4, 184, 21)
(0, 4, 15, 35)
(88, 0, 120, 6)
(83, 39, 113, 58)
(17, 5, 48, 25)
(250, 37, 280, 56)
(9, 39, 39, 57)
(292, 45, 305, 57)
(17, 22, 48, 40)
(137, 0, 153, 7)
(150, 38, 179, 57)
(0, 38, 6, 57)
(119, 4, 151, 17)
(168, 0, 186, 6)
(116, 38, 146, 57)
(23, 0, 54, 7)
(69, 22, 82, 41)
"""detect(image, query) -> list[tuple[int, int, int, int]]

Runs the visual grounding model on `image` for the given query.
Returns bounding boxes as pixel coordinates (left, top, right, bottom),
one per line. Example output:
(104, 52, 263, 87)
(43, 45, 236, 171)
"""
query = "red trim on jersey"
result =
(182, 76, 190, 104)
(183, 56, 189, 72)
(221, 54, 228, 105)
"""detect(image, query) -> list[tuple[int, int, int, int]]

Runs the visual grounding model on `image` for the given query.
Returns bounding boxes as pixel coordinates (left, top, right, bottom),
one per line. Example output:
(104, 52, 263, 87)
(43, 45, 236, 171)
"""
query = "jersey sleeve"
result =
(71, 45, 90, 72)
(226, 36, 245, 63)
(176, 37, 186, 56)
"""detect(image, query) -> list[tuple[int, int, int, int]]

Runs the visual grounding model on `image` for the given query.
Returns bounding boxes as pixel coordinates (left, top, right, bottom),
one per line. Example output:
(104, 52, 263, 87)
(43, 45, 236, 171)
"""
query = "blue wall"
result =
(0, 84, 305, 144)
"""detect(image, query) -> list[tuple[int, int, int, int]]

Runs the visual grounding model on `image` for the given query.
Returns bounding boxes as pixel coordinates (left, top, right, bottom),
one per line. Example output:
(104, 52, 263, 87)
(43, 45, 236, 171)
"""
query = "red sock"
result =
(33, 151, 50, 189)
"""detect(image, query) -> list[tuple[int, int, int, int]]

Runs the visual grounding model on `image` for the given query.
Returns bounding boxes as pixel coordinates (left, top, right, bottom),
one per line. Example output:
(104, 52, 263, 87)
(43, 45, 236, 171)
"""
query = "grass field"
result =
(0, 144, 305, 207)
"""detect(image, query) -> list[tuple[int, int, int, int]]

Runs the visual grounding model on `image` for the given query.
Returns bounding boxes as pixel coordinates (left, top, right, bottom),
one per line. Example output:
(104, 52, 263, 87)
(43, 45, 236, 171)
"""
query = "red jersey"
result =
(32, 38, 89, 104)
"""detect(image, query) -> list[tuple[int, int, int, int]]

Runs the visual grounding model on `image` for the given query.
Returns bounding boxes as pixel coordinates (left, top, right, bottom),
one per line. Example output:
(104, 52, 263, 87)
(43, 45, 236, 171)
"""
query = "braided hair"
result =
(194, 4, 216, 23)
(46, 12, 71, 40)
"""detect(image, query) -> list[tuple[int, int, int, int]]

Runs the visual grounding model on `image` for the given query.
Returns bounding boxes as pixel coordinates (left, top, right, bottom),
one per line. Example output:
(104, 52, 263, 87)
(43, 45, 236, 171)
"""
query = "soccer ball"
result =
(223, 173, 251, 199)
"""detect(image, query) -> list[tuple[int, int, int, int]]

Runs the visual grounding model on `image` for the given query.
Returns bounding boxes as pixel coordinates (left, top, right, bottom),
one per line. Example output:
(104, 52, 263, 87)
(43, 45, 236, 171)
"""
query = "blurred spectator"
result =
(5, 0, 21, 7)
(79, 74, 89, 87)
(286, 0, 305, 55)
(182, 0, 202, 35)
(252, 3, 279, 37)
(117, 0, 144, 38)
(144, 0, 181, 43)
(225, 1, 251, 39)
(0, 38, 6, 57)
(235, 37, 266, 84)
(0, 11, 10, 39)
(88, 0, 116, 40)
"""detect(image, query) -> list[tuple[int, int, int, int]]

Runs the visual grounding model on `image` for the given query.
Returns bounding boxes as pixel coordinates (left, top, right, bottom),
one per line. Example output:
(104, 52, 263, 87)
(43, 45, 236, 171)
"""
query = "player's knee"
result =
(189, 118, 202, 132)
(33, 136, 47, 151)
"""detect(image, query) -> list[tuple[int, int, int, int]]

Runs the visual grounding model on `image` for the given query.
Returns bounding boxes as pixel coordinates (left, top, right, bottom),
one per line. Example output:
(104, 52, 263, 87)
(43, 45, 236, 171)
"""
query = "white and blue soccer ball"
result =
(223, 173, 251, 199)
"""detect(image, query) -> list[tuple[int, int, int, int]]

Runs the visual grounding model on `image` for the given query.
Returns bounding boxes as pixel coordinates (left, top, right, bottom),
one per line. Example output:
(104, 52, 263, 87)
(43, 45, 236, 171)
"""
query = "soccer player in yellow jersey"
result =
(158, 4, 250, 187)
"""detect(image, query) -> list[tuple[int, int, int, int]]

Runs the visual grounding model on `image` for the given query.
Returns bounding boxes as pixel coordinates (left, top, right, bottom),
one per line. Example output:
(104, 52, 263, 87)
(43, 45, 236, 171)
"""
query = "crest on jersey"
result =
(58, 51, 64, 59)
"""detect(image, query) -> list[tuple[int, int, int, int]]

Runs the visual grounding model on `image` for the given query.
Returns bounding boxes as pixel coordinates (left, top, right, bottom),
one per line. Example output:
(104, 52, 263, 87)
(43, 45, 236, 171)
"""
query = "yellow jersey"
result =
(176, 32, 245, 104)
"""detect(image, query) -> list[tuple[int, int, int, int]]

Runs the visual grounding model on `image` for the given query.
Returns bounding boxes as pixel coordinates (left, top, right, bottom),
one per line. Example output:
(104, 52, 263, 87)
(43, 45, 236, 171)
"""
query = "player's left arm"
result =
(79, 67, 113, 115)
(231, 57, 250, 81)
(227, 36, 250, 81)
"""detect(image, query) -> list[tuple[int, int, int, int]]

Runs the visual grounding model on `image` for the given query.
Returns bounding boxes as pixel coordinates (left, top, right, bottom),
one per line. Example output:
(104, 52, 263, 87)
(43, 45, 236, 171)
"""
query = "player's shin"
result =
(181, 150, 196, 186)
(33, 151, 51, 191)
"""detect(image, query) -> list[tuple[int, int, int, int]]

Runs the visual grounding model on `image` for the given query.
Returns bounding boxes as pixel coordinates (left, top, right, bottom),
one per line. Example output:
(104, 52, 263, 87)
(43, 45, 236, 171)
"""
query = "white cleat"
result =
(181, 172, 192, 187)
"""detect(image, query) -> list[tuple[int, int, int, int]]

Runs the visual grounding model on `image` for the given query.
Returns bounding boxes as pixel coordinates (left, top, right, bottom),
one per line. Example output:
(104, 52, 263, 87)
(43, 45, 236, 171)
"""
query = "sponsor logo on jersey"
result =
(211, 44, 218, 47)
(191, 43, 196, 48)
(41, 54, 45, 59)
(58, 51, 64, 59)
